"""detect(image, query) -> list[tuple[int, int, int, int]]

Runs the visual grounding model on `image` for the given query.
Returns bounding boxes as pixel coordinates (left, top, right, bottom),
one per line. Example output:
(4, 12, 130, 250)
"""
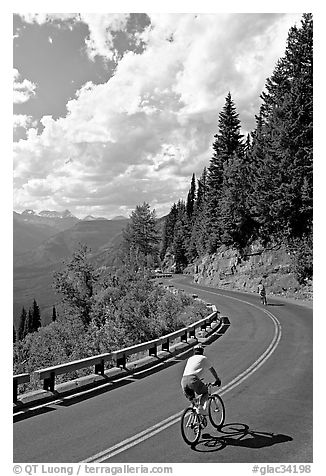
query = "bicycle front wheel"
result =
(180, 408, 201, 446)
(208, 394, 225, 429)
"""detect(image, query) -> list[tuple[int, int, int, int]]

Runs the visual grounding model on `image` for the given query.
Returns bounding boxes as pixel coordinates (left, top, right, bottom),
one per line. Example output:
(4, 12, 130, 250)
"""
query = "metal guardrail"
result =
(13, 298, 220, 400)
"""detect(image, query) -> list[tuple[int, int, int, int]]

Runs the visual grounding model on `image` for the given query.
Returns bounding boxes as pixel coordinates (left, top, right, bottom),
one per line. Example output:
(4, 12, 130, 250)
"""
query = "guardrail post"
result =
(116, 354, 126, 368)
(180, 329, 187, 343)
(148, 343, 157, 357)
(188, 326, 196, 339)
(94, 359, 104, 375)
(43, 372, 55, 392)
(13, 380, 18, 403)
(162, 339, 169, 352)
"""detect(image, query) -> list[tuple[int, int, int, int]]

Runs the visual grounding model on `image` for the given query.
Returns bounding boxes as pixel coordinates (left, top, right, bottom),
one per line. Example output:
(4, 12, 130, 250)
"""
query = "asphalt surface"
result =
(13, 276, 313, 463)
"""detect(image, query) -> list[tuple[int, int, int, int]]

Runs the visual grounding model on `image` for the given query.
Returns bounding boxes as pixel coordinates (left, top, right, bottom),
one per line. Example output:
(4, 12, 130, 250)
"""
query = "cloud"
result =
(13, 13, 303, 218)
(18, 13, 78, 25)
(13, 69, 36, 104)
(13, 114, 34, 129)
(81, 13, 130, 60)
(18, 13, 132, 61)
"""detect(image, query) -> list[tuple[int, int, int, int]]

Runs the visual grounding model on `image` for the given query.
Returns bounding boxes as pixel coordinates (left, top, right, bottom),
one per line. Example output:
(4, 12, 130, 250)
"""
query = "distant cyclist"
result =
(181, 344, 221, 416)
(257, 281, 267, 305)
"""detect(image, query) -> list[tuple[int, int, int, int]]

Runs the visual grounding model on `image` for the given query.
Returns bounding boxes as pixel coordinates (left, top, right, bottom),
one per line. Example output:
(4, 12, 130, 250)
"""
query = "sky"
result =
(13, 11, 304, 219)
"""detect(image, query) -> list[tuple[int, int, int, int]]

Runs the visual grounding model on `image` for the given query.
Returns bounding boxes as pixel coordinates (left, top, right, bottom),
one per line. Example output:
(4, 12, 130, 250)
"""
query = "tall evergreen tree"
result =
(186, 173, 196, 220)
(160, 203, 178, 260)
(31, 299, 41, 332)
(18, 307, 27, 341)
(25, 309, 33, 336)
(189, 168, 209, 257)
(206, 92, 244, 251)
(122, 202, 160, 268)
(219, 152, 257, 248)
(52, 305, 57, 322)
(252, 13, 313, 242)
(172, 201, 189, 272)
(195, 167, 208, 213)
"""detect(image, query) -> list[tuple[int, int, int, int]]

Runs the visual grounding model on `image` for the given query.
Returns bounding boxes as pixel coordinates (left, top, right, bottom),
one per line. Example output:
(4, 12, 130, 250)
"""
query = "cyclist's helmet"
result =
(193, 344, 204, 355)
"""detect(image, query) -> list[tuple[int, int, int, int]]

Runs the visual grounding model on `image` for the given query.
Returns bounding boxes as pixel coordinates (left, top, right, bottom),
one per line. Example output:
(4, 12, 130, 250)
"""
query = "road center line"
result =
(81, 291, 282, 463)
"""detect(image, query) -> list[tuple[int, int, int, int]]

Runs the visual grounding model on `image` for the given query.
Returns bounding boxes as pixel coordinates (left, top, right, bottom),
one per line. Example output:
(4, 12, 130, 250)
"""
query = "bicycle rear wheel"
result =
(208, 394, 225, 429)
(180, 407, 201, 446)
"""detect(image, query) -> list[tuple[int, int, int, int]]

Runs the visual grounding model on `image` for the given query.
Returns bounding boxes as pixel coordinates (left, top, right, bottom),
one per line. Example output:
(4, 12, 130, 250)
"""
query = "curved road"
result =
(13, 276, 313, 463)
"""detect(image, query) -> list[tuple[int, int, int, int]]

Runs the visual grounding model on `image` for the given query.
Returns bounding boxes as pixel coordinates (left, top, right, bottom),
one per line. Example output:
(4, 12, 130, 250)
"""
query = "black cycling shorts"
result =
(181, 374, 208, 401)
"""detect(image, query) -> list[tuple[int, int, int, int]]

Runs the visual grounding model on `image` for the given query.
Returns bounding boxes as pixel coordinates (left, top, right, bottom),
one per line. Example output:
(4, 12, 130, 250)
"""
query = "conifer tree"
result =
(195, 167, 208, 213)
(172, 201, 189, 272)
(18, 307, 27, 341)
(252, 13, 313, 242)
(122, 202, 160, 268)
(160, 203, 178, 260)
(219, 152, 257, 248)
(186, 173, 196, 220)
(206, 92, 244, 251)
(31, 299, 41, 332)
(25, 309, 33, 336)
(189, 168, 209, 257)
(52, 306, 57, 322)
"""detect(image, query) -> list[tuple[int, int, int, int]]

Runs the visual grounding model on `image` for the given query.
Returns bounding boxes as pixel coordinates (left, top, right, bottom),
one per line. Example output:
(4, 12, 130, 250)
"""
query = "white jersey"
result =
(183, 355, 212, 379)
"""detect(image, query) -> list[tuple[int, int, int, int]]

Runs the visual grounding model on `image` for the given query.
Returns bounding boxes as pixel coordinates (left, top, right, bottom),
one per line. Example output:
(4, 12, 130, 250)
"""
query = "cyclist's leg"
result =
(191, 378, 208, 414)
(181, 376, 196, 403)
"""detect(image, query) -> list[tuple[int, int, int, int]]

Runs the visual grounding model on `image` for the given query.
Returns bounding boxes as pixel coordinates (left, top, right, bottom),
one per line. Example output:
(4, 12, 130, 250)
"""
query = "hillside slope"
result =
(182, 243, 312, 302)
(13, 219, 129, 326)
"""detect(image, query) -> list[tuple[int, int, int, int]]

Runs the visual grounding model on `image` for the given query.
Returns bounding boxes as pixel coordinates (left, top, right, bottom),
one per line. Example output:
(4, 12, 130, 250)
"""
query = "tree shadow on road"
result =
(192, 422, 292, 453)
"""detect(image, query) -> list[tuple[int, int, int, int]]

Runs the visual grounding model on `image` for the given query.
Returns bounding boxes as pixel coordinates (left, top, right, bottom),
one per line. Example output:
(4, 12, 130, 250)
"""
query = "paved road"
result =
(13, 276, 313, 463)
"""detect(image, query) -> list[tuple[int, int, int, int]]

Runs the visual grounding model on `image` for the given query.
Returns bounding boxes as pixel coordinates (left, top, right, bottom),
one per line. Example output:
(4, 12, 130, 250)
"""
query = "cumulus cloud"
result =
(13, 69, 36, 104)
(13, 114, 34, 129)
(18, 13, 78, 24)
(13, 13, 303, 217)
(18, 13, 131, 61)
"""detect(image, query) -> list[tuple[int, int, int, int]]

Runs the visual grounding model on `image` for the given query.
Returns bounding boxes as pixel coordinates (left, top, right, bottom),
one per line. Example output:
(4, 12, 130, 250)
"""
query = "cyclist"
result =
(181, 344, 221, 417)
(257, 281, 267, 305)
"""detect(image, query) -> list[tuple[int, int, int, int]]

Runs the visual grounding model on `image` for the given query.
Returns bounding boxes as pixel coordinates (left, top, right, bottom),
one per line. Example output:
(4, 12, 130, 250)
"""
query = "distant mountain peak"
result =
(83, 215, 108, 221)
(111, 215, 128, 220)
(22, 209, 36, 215)
(38, 209, 76, 219)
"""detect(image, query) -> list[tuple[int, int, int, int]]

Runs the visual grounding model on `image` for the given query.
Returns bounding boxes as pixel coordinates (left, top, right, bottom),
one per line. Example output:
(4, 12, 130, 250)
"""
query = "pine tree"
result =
(219, 152, 257, 248)
(186, 173, 196, 220)
(160, 203, 178, 260)
(206, 92, 244, 251)
(189, 168, 209, 257)
(172, 201, 189, 272)
(25, 309, 33, 336)
(31, 299, 41, 332)
(196, 167, 208, 213)
(18, 307, 27, 340)
(252, 13, 313, 242)
(52, 306, 57, 322)
(122, 202, 160, 268)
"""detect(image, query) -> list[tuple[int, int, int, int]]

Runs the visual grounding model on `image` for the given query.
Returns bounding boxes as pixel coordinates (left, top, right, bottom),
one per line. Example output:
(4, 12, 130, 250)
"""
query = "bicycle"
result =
(180, 383, 225, 446)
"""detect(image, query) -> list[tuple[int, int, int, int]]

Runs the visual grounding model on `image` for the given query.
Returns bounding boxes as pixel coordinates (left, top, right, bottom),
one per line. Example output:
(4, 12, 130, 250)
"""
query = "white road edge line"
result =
(81, 292, 282, 463)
